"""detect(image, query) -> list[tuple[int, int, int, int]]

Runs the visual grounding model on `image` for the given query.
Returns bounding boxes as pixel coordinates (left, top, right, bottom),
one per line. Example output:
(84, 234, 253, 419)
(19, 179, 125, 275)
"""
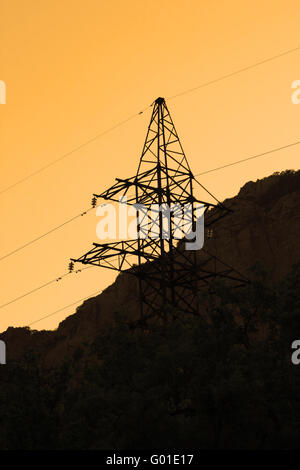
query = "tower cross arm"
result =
(71, 239, 161, 273)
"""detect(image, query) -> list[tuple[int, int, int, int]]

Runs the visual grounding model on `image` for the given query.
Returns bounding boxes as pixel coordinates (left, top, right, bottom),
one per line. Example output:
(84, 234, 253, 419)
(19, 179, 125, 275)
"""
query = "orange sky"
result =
(1, 0, 300, 331)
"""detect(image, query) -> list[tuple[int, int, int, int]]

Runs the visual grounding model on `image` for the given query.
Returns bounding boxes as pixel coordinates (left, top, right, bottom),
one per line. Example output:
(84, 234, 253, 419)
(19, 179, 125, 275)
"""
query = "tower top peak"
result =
(154, 97, 165, 105)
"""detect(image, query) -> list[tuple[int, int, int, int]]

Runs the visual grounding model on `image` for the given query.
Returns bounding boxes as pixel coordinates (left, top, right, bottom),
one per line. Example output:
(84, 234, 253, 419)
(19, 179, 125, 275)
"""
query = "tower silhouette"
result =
(71, 97, 247, 321)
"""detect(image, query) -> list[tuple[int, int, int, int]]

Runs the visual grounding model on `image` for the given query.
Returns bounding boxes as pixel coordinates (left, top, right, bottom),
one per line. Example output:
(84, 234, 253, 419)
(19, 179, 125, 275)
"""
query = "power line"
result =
(1, 138, 299, 265)
(0, 106, 151, 196)
(0, 273, 70, 310)
(0, 249, 134, 318)
(2, 44, 300, 198)
(194, 140, 300, 177)
(0, 203, 107, 263)
(28, 290, 100, 327)
(4, 137, 299, 324)
(0, 266, 92, 310)
(167, 45, 300, 101)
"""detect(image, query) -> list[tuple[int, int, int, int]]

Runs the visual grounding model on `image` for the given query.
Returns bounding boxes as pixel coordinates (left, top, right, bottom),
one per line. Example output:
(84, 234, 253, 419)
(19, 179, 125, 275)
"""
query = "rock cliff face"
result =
(1, 170, 300, 366)
(203, 170, 300, 282)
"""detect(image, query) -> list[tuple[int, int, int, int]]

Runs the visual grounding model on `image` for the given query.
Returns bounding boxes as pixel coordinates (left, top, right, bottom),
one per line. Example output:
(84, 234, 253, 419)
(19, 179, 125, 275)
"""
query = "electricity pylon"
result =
(71, 97, 247, 321)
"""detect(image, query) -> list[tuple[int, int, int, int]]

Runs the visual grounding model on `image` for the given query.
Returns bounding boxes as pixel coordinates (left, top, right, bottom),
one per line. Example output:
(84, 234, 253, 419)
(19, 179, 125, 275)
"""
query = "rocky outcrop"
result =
(1, 170, 299, 367)
(205, 170, 300, 281)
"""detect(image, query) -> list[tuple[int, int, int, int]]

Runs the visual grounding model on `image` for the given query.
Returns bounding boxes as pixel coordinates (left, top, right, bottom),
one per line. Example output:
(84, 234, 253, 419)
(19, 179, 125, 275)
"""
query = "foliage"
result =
(1, 263, 300, 449)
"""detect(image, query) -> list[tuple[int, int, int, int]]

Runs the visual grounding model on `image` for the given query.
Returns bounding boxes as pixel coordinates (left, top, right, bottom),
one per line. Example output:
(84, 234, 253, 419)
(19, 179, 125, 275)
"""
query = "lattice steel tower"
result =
(71, 97, 247, 321)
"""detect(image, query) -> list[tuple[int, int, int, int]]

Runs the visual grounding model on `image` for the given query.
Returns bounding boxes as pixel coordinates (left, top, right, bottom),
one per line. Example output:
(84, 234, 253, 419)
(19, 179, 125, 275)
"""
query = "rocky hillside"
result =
(1, 170, 300, 367)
